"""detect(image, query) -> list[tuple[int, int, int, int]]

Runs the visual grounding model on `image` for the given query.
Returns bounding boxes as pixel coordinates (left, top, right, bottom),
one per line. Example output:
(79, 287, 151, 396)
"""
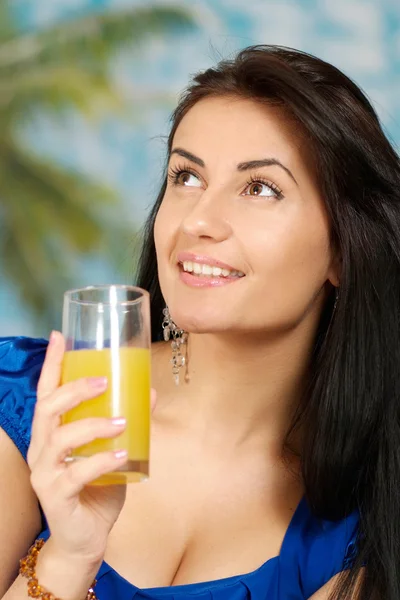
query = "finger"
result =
(29, 377, 108, 468)
(30, 417, 127, 496)
(45, 417, 127, 468)
(151, 388, 157, 413)
(34, 377, 108, 424)
(62, 448, 128, 497)
(28, 332, 65, 468)
(37, 331, 65, 400)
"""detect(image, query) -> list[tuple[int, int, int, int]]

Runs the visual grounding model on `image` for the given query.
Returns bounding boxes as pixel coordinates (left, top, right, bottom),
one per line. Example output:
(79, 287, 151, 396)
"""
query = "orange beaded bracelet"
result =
(19, 538, 97, 600)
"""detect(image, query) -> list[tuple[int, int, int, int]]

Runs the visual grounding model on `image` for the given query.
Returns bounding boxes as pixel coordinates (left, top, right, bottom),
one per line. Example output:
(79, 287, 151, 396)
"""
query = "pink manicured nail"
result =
(49, 331, 58, 346)
(113, 449, 128, 460)
(88, 376, 107, 390)
(110, 417, 126, 427)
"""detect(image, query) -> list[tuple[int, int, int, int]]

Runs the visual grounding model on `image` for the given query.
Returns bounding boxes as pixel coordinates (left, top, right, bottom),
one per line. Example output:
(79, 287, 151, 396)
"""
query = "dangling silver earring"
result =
(162, 307, 188, 386)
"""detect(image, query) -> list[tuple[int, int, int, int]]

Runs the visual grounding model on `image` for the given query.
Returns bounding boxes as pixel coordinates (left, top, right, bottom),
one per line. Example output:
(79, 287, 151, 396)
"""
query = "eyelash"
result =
(167, 164, 198, 186)
(167, 164, 284, 200)
(247, 173, 284, 200)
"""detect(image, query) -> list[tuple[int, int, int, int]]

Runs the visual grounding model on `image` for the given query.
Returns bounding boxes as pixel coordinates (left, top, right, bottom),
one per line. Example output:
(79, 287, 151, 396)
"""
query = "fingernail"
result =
(88, 376, 107, 390)
(110, 417, 126, 427)
(113, 449, 128, 460)
(49, 331, 58, 346)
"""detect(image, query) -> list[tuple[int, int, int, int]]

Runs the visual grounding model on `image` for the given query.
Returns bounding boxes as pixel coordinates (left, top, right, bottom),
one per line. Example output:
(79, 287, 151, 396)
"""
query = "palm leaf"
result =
(0, 0, 15, 43)
(0, 6, 195, 119)
(0, 6, 194, 71)
(0, 139, 136, 327)
(0, 66, 119, 119)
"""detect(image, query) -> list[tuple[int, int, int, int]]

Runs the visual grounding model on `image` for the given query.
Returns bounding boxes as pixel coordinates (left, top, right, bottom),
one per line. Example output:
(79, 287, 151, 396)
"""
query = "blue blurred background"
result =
(1, 0, 400, 338)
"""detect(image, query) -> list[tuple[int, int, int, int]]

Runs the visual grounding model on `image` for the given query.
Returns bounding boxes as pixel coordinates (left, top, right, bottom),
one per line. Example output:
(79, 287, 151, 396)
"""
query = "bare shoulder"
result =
(0, 427, 41, 594)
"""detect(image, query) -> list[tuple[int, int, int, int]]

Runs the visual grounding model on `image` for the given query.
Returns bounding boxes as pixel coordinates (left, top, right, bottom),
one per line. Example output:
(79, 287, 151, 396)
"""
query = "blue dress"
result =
(0, 337, 359, 600)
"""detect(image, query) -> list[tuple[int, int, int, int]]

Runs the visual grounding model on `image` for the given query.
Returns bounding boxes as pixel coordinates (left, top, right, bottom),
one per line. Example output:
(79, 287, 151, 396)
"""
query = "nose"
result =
(181, 188, 232, 242)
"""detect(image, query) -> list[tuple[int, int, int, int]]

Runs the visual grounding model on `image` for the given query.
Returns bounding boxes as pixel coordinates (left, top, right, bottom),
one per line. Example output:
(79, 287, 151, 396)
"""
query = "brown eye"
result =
(248, 182, 264, 196)
(177, 172, 192, 185)
(243, 180, 282, 199)
(171, 170, 202, 188)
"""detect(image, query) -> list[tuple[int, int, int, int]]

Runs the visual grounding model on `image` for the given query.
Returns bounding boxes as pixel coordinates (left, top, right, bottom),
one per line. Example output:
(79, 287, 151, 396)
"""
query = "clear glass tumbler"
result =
(61, 285, 151, 485)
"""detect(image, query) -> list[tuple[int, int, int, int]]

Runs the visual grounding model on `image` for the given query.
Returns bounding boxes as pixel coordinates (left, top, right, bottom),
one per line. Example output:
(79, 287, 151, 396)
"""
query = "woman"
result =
(1, 45, 399, 600)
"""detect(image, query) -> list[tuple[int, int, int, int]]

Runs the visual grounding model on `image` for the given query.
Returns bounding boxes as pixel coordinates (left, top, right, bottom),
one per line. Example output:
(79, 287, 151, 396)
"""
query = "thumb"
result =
(150, 388, 157, 413)
(37, 331, 65, 400)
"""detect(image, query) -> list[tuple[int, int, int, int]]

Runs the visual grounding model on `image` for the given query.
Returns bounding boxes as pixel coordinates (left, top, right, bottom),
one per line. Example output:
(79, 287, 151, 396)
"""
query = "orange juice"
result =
(61, 347, 150, 485)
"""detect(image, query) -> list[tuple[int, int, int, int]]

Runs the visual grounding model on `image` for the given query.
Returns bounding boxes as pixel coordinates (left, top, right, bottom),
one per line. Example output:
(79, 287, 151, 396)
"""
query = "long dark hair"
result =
(137, 45, 400, 599)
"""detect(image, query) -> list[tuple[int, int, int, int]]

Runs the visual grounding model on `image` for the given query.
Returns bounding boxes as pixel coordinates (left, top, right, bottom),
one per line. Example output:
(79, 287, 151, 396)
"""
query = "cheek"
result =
(154, 188, 193, 264)
(154, 199, 182, 300)
(154, 201, 175, 264)
(244, 209, 332, 303)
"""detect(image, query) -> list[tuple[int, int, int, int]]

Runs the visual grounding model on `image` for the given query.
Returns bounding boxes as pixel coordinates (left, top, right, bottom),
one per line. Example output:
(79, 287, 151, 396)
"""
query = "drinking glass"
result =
(61, 285, 151, 485)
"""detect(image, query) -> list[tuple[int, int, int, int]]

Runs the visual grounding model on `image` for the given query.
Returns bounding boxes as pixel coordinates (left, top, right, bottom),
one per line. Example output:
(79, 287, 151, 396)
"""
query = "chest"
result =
(103, 428, 302, 588)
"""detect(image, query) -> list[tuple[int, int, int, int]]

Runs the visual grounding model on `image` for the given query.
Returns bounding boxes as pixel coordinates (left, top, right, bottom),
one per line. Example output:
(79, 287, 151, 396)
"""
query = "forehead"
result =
(172, 95, 307, 170)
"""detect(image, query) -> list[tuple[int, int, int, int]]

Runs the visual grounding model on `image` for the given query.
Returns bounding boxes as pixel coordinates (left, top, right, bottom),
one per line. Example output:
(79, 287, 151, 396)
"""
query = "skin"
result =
(3, 95, 344, 599)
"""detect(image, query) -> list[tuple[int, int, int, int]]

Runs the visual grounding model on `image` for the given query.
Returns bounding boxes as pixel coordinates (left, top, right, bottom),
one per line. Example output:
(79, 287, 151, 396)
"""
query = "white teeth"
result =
(202, 265, 213, 275)
(182, 261, 244, 278)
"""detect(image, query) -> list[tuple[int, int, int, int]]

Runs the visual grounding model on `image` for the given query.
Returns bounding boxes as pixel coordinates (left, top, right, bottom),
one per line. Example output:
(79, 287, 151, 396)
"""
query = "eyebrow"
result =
(237, 158, 298, 185)
(170, 147, 298, 185)
(171, 148, 205, 167)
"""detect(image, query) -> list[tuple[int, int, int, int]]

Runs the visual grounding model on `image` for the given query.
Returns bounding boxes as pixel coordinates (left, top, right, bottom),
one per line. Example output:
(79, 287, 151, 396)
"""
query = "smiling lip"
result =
(176, 251, 244, 288)
(179, 270, 240, 288)
(177, 252, 240, 272)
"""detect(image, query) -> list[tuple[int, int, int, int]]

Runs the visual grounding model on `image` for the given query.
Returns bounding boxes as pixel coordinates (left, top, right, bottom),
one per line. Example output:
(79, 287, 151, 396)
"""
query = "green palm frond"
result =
(0, 6, 194, 71)
(0, 66, 119, 118)
(0, 0, 14, 43)
(0, 139, 135, 328)
(0, 139, 117, 246)
(0, 5, 195, 119)
(0, 63, 178, 124)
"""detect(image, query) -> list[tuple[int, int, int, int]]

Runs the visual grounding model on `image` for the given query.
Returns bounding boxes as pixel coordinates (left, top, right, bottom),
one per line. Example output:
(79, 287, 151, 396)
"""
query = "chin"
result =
(168, 305, 229, 334)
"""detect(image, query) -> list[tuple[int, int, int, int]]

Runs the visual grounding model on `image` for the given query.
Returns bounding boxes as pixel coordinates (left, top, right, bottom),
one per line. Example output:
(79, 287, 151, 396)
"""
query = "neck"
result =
(156, 313, 321, 453)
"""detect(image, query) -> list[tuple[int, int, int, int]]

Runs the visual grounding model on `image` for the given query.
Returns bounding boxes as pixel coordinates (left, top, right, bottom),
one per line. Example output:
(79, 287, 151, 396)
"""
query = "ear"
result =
(327, 250, 341, 288)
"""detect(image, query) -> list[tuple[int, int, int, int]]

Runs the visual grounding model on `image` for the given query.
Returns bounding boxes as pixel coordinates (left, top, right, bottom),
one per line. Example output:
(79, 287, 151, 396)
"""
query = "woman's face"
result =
(154, 96, 339, 335)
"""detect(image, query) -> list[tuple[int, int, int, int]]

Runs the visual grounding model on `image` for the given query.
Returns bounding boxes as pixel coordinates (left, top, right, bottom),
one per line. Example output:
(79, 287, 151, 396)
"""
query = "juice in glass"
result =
(61, 346, 150, 485)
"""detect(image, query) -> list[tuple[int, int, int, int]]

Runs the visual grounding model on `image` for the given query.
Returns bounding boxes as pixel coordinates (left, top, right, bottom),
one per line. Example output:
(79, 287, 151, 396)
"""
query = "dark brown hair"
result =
(137, 45, 400, 599)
